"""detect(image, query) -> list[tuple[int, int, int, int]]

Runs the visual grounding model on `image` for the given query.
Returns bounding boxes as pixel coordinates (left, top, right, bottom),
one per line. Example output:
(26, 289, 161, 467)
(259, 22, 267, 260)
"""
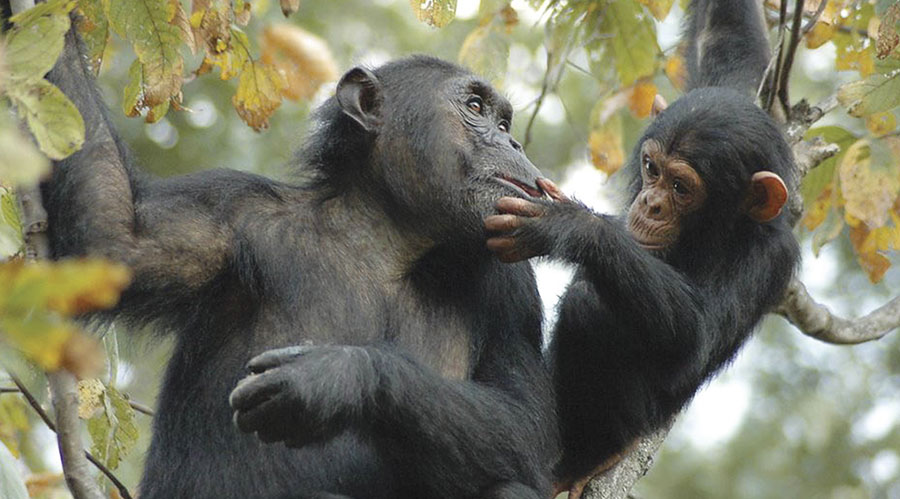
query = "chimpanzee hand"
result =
(229, 345, 379, 448)
(485, 178, 578, 262)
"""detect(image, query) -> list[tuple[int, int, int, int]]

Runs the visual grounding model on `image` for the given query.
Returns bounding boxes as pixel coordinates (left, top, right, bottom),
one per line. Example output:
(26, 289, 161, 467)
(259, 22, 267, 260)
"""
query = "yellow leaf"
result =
(233, 60, 285, 131)
(260, 24, 338, 101)
(410, 0, 457, 28)
(588, 111, 625, 175)
(0, 112, 50, 187)
(234, 0, 252, 25)
(458, 8, 513, 85)
(839, 139, 900, 229)
(838, 69, 900, 117)
(592, 0, 659, 87)
(171, 0, 196, 54)
(805, 22, 836, 49)
(849, 224, 892, 282)
(75, 0, 109, 74)
(865, 112, 897, 137)
(191, 0, 232, 56)
(77, 379, 106, 420)
(0, 395, 30, 458)
(9, 80, 85, 160)
(802, 184, 833, 231)
(637, 0, 674, 20)
(664, 53, 686, 91)
(5, 0, 75, 87)
(107, 0, 184, 109)
(876, 4, 900, 59)
(627, 80, 657, 119)
(280, 0, 300, 17)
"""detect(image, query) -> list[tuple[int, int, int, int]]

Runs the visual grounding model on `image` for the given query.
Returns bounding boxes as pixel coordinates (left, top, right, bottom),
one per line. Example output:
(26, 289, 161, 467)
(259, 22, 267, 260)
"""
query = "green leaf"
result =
(839, 139, 900, 228)
(0, 441, 29, 499)
(812, 208, 845, 256)
(409, 0, 457, 28)
(4, 1, 73, 87)
(458, 10, 513, 84)
(802, 126, 857, 211)
(87, 385, 138, 470)
(593, 0, 659, 86)
(107, 0, 184, 108)
(9, 80, 85, 160)
(837, 70, 900, 116)
(76, 0, 110, 75)
(0, 110, 50, 185)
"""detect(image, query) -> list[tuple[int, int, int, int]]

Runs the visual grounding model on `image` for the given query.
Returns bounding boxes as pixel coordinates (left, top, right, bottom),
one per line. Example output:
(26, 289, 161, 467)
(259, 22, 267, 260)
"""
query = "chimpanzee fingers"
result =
(484, 214, 524, 233)
(537, 178, 568, 202)
(229, 372, 283, 412)
(234, 395, 292, 439)
(486, 236, 517, 254)
(246, 345, 312, 373)
(495, 197, 545, 217)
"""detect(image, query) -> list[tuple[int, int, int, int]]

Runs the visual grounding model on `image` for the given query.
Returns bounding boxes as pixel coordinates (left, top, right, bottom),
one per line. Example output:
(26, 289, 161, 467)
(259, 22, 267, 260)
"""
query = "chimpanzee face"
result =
(626, 138, 707, 252)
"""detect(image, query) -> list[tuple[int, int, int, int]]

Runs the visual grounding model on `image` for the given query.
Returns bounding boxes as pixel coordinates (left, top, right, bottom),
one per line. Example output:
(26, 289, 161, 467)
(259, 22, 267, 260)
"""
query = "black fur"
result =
(510, 0, 800, 483)
(37, 19, 557, 499)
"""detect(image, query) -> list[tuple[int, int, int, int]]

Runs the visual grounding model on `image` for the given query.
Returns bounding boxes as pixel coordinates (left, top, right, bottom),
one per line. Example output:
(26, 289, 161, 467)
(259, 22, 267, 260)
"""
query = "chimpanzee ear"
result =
(744, 171, 788, 223)
(651, 94, 668, 118)
(336, 67, 383, 132)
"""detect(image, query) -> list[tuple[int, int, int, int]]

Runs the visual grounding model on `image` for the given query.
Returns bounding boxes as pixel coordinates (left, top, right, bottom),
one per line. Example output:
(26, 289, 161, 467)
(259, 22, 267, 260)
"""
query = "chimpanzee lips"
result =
(492, 174, 546, 199)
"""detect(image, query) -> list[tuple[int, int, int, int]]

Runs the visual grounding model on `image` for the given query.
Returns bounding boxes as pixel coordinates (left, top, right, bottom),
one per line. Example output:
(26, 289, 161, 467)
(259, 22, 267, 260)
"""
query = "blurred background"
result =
(2, 0, 899, 497)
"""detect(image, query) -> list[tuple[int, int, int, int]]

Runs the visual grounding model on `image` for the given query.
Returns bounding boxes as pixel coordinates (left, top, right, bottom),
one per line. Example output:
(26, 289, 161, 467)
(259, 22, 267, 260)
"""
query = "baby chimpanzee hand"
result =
(485, 178, 573, 262)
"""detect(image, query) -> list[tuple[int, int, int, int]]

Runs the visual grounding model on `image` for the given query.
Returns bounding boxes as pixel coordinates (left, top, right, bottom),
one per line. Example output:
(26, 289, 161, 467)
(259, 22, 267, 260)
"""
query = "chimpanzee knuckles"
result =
(246, 345, 312, 374)
(336, 66, 383, 131)
(744, 171, 788, 223)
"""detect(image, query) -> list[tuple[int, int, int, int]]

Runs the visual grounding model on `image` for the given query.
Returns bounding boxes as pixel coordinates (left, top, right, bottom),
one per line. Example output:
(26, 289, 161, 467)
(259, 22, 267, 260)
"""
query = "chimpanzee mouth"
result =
(491, 174, 547, 200)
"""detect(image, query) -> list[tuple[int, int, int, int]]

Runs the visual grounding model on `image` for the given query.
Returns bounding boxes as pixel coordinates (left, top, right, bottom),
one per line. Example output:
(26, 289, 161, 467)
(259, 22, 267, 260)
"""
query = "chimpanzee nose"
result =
(643, 191, 666, 219)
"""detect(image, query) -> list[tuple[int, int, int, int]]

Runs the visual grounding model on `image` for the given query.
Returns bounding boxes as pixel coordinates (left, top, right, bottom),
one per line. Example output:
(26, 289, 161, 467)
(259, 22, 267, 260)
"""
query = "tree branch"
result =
(777, 280, 900, 344)
(775, 86, 900, 345)
(6, 372, 133, 499)
(582, 424, 672, 499)
(8, 2, 108, 498)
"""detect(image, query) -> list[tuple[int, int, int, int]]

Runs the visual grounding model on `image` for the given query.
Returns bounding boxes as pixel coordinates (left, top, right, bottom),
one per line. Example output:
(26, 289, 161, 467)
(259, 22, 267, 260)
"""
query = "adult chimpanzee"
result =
(485, 0, 801, 496)
(34, 18, 558, 499)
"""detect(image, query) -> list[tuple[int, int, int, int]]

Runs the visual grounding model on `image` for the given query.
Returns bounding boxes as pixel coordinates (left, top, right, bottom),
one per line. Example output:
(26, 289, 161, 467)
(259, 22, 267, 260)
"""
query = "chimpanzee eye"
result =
(466, 96, 484, 115)
(643, 155, 659, 178)
(498, 120, 510, 133)
(673, 179, 689, 196)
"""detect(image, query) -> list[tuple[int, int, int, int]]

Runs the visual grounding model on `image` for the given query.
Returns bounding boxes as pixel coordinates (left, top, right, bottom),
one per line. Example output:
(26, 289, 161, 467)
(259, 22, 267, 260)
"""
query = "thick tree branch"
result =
(777, 280, 900, 344)
(582, 424, 672, 499)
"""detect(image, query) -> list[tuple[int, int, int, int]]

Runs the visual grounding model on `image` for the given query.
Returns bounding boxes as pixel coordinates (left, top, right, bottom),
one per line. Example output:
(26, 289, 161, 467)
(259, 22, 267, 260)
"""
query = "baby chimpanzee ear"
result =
(744, 171, 788, 223)
(650, 94, 668, 117)
(336, 67, 383, 132)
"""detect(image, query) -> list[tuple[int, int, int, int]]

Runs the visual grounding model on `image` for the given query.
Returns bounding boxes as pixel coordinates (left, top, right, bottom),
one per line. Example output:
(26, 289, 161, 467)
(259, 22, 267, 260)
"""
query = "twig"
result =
(765, 0, 789, 113)
(129, 400, 155, 416)
(776, 0, 806, 117)
(777, 280, 900, 344)
(6, 372, 134, 499)
(523, 51, 553, 150)
(801, 0, 827, 35)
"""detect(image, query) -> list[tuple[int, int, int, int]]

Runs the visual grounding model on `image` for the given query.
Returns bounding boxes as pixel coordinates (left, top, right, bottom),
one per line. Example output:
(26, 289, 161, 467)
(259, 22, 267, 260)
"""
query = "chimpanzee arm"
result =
(491, 200, 705, 357)
(230, 336, 556, 497)
(41, 26, 270, 324)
